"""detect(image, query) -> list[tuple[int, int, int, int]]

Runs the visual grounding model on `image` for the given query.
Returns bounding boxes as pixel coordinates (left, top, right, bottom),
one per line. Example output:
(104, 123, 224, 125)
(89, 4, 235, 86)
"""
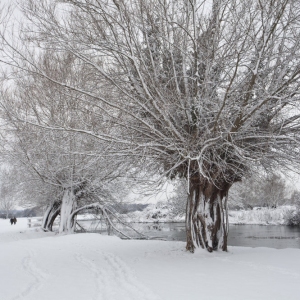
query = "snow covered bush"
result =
(284, 209, 300, 226)
(127, 202, 173, 223)
(229, 206, 296, 225)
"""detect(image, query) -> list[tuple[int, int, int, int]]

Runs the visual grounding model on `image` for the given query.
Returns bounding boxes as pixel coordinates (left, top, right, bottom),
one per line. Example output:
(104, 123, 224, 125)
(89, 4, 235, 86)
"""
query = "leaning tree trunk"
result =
(41, 200, 61, 231)
(59, 188, 77, 234)
(186, 176, 230, 253)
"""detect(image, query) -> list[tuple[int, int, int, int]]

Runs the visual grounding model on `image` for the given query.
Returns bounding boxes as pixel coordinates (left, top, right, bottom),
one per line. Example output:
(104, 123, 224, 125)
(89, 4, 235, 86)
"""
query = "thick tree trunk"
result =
(186, 176, 230, 253)
(59, 188, 77, 234)
(41, 200, 61, 231)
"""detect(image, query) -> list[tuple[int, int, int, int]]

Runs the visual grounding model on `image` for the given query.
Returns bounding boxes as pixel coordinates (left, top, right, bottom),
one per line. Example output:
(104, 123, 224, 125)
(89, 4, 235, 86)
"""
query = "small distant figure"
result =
(10, 217, 17, 225)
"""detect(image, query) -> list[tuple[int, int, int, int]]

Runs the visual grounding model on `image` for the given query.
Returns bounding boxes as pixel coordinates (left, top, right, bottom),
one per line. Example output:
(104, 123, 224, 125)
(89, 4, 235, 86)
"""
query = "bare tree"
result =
(2, 0, 300, 252)
(0, 51, 137, 234)
(0, 172, 15, 218)
(230, 173, 287, 209)
(261, 174, 287, 208)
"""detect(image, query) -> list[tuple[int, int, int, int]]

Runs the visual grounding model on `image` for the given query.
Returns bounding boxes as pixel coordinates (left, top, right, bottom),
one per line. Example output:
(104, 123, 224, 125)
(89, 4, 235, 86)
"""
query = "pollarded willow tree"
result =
(0, 50, 137, 234)
(2, 0, 300, 252)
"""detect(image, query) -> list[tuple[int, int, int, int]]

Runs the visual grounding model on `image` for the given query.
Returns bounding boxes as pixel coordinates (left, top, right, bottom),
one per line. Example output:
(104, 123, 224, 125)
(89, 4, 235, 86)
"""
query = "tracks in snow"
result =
(11, 249, 48, 300)
(75, 253, 106, 300)
(75, 251, 160, 300)
(104, 253, 160, 300)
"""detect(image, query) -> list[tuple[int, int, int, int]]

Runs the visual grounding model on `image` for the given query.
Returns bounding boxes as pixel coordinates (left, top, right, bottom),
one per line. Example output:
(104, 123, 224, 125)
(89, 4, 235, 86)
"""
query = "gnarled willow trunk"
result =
(186, 176, 230, 253)
(41, 200, 61, 231)
(59, 188, 77, 234)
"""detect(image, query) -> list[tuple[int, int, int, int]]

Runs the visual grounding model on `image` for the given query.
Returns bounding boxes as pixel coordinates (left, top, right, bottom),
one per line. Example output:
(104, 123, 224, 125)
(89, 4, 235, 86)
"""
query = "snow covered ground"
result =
(1, 218, 300, 300)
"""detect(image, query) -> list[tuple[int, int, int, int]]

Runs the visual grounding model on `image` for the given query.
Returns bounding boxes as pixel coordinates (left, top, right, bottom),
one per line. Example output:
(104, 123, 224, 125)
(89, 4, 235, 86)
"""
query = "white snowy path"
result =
(1, 219, 300, 300)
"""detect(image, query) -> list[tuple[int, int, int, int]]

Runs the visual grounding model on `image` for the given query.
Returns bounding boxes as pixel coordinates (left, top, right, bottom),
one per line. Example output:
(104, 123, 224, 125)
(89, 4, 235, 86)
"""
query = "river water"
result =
(135, 223, 300, 249)
(77, 221, 300, 249)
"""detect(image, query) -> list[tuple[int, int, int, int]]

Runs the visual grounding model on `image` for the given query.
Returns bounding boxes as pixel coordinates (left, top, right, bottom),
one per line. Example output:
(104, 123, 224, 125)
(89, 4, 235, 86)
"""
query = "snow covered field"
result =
(1, 218, 300, 300)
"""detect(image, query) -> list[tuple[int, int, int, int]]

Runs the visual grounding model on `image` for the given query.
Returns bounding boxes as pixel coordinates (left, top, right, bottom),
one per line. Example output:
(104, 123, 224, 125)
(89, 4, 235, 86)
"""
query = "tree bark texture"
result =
(59, 188, 77, 234)
(41, 200, 61, 231)
(186, 175, 230, 253)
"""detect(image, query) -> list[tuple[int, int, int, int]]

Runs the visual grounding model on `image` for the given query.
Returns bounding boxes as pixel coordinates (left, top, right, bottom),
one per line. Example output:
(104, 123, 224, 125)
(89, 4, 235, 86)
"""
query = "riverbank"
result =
(125, 204, 298, 225)
(228, 205, 297, 225)
(1, 218, 300, 300)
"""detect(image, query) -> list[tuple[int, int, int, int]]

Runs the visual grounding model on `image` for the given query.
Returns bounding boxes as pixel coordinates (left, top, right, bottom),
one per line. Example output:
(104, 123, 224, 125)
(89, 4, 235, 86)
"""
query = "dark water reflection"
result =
(131, 223, 300, 249)
(77, 220, 300, 249)
(228, 224, 300, 249)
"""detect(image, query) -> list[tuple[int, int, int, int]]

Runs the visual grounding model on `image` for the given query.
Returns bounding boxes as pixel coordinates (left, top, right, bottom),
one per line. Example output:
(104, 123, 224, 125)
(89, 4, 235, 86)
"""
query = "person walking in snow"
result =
(10, 217, 17, 225)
